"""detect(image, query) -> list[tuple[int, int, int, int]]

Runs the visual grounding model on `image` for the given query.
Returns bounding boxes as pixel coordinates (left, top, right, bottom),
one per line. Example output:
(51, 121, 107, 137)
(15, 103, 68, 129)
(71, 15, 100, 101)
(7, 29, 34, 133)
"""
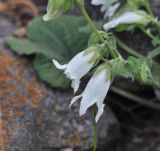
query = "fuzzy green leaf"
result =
(34, 54, 70, 89)
(6, 15, 90, 88)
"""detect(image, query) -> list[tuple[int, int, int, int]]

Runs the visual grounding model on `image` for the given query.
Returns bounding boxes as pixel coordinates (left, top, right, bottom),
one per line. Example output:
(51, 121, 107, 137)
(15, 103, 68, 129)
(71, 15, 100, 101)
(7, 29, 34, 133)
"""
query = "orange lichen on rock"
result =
(0, 51, 46, 149)
(67, 131, 81, 147)
(0, 2, 7, 13)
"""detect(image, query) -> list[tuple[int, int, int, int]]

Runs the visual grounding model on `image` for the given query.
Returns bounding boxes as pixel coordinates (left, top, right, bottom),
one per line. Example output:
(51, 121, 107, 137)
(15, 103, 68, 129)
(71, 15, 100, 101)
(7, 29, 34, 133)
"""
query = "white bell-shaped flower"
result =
(53, 49, 96, 93)
(91, 0, 119, 18)
(70, 68, 111, 123)
(103, 11, 146, 31)
(104, 2, 120, 18)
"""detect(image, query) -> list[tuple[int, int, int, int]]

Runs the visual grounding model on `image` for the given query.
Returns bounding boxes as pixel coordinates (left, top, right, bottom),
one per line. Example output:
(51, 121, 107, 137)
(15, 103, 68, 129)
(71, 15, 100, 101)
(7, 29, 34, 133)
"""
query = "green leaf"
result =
(6, 38, 59, 57)
(79, 21, 102, 34)
(112, 56, 159, 87)
(6, 15, 90, 88)
(34, 54, 70, 89)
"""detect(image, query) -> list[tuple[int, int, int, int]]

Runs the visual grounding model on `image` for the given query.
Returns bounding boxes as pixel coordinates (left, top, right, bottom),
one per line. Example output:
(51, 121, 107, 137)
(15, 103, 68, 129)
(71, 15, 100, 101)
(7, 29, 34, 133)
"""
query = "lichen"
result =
(0, 51, 46, 150)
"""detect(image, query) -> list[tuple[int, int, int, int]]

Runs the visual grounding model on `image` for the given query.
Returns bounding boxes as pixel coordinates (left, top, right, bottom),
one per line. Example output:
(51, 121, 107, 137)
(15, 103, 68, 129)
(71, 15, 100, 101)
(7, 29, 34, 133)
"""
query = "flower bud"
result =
(43, 0, 73, 21)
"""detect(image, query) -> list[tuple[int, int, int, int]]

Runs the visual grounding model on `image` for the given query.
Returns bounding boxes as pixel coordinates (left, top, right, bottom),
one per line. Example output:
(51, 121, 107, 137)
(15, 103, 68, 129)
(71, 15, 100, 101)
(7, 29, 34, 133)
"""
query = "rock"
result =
(0, 12, 119, 151)
(0, 49, 119, 151)
(0, 16, 16, 38)
(0, 16, 16, 50)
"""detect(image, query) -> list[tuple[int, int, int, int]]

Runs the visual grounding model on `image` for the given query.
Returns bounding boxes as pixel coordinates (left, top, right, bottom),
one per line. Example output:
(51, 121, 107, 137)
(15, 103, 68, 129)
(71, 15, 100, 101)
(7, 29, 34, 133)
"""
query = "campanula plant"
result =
(43, 0, 160, 150)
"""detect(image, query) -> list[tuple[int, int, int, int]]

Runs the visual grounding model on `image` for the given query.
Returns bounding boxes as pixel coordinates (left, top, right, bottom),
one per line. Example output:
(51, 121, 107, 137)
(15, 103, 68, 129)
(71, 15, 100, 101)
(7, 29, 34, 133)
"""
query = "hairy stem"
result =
(111, 86, 160, 110)
(116, 35, 160, 68)
(75, 0, 118, 58)
(115, 36, 144, 58)
(140, 27, 160, 45)
(144, 2, 154, 17)
(75, 0, 102, 40)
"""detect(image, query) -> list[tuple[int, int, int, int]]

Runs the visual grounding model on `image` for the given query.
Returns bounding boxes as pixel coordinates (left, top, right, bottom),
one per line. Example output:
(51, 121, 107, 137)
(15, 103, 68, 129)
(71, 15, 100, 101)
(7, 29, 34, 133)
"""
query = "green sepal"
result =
(89, 51, 101, 64)
(83, 45, 99, 55)
(110, 56, 126, 78)
(94, 62, 111, 81)
(105, 63, 111, 81)
(94, 63, 106, 75)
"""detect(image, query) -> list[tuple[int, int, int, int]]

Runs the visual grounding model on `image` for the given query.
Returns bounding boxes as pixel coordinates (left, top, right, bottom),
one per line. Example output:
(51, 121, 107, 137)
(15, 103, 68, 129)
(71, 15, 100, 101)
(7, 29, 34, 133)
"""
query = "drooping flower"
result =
(104, 2, 120, 18)
(103, 11, 151, 31)
(70, 68, 111, 122)
(91, 0, 120, 18)
(43, 0, 73, 21)
(53, 47, 97, 93)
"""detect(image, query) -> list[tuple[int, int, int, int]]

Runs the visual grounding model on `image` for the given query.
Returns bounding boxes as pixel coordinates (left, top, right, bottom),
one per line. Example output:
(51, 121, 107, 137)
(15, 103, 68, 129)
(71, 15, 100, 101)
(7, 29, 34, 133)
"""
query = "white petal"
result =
(92, 0, 118, 14)
(66, 51, 95, 79)
(64, 70, 76, 79)
(69, 94, 83, 108)
(103, 12, 144, 31)
(79, 69, 110, 117)
(53, 59, 67, 70)
(71, 79, 81, 93)
(95, 102, 105, 123)
(92, 0, 115, 6)
(104, 2, 120, 18)
(80, 98, 98, 116)
(91, 0, 106, 5)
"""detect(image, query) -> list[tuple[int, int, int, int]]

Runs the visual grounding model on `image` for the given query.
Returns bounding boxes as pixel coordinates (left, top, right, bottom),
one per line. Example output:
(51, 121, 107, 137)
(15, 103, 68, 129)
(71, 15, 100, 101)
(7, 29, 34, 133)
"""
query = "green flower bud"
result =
(43, 0, 73, 21)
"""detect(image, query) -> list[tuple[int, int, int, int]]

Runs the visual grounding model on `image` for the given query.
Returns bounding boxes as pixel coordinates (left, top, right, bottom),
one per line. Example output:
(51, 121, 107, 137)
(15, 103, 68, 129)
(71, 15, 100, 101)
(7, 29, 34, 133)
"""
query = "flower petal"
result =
(71, 79, 81, 93)
(64, 70, 76, 79)
(91, 0, 107, 5)
(104, 2, 120, 18)
(95, 102, 105, 123)
(69, 94, 82, 108)
(67, 51, 95, 79)
(79, 69, 111, 119)
(53, 59, 67, 70)
(79, 98, 97, 116)
(103, 12, 144, 31)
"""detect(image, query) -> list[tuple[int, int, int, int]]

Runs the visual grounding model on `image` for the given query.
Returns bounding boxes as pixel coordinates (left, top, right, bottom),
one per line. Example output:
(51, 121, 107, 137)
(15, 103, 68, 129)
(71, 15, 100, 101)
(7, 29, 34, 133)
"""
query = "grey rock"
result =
(0, 16, 16, 38)
(0, 16, 16, 50)
(0, 15, 119, 151)
(0, 49, 119, 151)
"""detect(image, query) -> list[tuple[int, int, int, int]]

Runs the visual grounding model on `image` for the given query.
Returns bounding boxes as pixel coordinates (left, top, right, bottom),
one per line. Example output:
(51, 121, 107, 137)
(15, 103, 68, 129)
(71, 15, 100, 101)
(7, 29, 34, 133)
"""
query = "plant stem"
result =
(115, 36, 144, 58)
(144, 2, 154, 17)
(111, 86, 160, 110)
(116, 35, 160, 68)
(140, 27, 160, 45)
(75, 0, 118, 58)
(75, 0, 102, 41)
(93, 109, 97, 151)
